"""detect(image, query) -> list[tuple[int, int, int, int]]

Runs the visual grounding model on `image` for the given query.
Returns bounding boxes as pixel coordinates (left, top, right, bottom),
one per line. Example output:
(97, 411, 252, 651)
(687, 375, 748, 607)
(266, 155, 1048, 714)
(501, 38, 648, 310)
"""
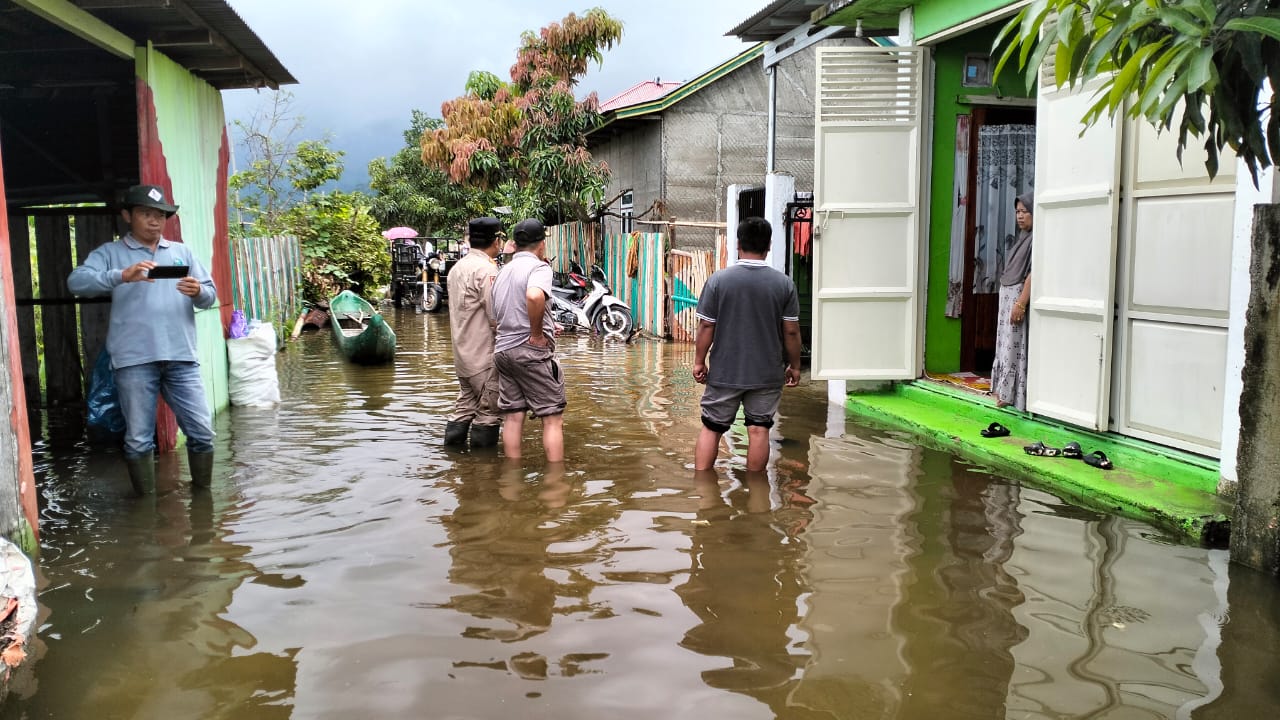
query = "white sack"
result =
(228, 322, 281, 407)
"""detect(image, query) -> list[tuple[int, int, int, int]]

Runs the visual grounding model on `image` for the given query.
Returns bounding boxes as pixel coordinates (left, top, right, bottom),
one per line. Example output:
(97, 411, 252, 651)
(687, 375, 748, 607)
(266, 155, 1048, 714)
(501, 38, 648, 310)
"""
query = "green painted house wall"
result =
(137, 45, 230, 411)
(923, 24, 1032, 373)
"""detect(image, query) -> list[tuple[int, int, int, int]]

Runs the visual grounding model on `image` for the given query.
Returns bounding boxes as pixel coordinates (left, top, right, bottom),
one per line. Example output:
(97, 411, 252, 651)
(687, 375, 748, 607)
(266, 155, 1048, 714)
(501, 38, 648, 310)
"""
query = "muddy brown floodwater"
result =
(7, 309, 1280, 719)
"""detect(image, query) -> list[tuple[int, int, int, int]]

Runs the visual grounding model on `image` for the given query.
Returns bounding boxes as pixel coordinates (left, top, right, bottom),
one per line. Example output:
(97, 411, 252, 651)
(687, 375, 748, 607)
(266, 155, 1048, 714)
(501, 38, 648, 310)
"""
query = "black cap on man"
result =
(123, 184, 179, 217)
(512, 218, 546, 248)
(467, 217, 501, 249)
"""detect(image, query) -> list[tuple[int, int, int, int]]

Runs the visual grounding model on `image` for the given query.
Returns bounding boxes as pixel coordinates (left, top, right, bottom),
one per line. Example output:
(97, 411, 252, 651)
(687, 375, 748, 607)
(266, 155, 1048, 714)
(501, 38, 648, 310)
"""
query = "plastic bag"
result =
(227, 322, 281, 407)
(228, 310, 248, 339)
(86, 350, 126, 434)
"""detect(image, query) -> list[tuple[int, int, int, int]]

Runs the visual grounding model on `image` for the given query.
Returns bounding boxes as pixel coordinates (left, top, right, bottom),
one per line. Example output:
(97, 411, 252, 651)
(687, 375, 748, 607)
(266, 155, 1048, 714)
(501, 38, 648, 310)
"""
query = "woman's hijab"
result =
(1000, 191, 1034, 286)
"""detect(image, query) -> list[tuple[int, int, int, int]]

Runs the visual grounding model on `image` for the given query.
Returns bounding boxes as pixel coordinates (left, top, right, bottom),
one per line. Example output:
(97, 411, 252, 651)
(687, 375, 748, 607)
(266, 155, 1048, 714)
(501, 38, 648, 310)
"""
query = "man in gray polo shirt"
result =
(67, 184, 218, 496)
(491, 218, 565, 462)
(692, 217, 802, 472)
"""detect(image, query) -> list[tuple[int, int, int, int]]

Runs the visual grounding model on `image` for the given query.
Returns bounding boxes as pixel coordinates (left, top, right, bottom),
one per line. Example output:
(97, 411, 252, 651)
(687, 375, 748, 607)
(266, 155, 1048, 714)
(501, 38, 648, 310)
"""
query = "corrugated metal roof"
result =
(589, 44, 764, 137)
(726, 0, 832, 41)
(599, 80, 683, 112)
(64, 0, 297, 89)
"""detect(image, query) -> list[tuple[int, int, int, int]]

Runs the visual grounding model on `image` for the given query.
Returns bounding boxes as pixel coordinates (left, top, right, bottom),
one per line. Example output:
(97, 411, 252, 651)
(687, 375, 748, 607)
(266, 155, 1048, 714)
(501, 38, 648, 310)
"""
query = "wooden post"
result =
(6, 215, 38, 409)
(1232, 204, 1280, 574)
(74, 214, 113, 394)
(0, 144, 40, 549)
(34, 216, 82, 406)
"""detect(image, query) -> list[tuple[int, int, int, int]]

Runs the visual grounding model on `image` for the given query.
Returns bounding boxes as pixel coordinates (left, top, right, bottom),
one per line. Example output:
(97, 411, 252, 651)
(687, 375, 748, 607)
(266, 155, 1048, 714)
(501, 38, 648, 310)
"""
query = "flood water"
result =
(9, 310, 1280, 719)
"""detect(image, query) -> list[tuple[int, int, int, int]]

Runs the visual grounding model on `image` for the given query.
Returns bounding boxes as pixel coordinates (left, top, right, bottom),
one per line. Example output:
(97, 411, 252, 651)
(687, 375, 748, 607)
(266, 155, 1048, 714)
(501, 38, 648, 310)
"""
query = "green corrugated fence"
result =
(602, 231, 666, 338)
(230, 235, 303, 341)
(544, 221, 596, 274)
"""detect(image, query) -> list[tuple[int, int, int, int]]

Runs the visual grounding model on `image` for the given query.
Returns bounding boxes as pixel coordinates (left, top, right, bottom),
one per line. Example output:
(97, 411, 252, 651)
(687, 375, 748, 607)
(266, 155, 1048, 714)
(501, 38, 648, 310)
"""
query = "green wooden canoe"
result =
(329, 290, 396, 365)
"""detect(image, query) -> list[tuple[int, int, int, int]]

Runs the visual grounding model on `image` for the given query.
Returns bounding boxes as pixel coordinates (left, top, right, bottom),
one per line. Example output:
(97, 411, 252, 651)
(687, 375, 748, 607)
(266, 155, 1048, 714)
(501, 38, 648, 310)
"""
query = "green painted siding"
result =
(923, 25, 1031, 373)
(914, 0, 1020, 40)
(138, 45, 230, 410)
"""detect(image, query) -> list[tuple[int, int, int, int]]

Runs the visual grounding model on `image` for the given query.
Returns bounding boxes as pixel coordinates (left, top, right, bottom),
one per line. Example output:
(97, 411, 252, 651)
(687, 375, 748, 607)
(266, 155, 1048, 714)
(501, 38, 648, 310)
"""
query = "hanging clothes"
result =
(792, 207, 812, 258)
(945, 116, 972, 318)
(974, 124, 1036, 295)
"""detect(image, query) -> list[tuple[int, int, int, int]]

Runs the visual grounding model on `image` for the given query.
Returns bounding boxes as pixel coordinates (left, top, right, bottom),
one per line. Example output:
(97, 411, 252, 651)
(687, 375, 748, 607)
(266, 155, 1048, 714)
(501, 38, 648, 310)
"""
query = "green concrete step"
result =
(844, 381, 1231, 544)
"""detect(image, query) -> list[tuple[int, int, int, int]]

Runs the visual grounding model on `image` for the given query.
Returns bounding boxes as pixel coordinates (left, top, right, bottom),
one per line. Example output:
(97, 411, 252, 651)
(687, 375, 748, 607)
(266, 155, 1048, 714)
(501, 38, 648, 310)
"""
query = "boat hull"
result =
(329, 291, 396, 365)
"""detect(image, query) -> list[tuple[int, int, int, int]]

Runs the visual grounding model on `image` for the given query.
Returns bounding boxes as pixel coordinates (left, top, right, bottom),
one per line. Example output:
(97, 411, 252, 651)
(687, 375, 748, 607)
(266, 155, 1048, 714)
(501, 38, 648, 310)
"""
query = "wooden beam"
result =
(166, 0, 275, 88)
(75, 0, 172, 8)
(151, 29, 213, 48)
(6, 216, 41, 409)
(11, 0, 135, 59)
(74, 214, 114, 396)
(33, 215, 83, 407)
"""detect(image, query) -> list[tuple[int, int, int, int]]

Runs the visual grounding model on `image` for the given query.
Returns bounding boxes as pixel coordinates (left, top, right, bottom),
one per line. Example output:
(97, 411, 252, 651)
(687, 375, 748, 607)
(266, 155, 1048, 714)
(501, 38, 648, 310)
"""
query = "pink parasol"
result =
(381, 226, 418, 241)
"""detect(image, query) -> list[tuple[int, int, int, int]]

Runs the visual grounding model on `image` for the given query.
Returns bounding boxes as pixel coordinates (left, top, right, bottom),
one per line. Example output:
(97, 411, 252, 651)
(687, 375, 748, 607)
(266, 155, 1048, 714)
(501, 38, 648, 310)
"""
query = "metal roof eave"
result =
(590, 44, 765, 132)
(814, 0, 914, 35)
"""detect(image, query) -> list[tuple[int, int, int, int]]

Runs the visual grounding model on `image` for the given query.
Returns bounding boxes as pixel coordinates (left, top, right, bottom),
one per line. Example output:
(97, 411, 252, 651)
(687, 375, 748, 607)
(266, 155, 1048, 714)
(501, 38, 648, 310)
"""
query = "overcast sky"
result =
(222, 1, 756, 188)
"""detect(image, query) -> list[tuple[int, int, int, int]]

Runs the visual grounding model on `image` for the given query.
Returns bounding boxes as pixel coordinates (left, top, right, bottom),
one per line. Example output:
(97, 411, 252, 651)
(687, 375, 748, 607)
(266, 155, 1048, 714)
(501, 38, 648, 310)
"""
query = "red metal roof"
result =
(599, 80, 684, 112)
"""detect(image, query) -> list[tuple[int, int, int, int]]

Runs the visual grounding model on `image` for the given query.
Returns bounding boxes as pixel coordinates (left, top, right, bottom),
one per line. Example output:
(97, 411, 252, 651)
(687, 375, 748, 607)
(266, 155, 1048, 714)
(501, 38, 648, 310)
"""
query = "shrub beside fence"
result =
(230, 235, 302, 341)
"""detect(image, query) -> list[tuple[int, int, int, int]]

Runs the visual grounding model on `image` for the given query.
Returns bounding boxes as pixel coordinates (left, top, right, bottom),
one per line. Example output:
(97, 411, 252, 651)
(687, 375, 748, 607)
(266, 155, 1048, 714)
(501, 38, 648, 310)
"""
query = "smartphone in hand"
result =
(147, 265, 189, 279)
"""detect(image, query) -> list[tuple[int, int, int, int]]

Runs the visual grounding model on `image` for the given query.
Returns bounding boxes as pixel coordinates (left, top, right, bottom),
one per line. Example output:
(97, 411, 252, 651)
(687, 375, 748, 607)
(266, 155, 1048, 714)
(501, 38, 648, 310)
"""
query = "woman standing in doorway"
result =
(992, 192, 1033, 410)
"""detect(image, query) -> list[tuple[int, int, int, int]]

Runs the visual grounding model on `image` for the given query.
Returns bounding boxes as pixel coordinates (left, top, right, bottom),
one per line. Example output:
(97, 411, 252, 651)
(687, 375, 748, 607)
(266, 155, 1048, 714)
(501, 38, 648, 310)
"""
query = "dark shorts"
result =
(494, 342, 566, 417)
(700, 383, 781, 428)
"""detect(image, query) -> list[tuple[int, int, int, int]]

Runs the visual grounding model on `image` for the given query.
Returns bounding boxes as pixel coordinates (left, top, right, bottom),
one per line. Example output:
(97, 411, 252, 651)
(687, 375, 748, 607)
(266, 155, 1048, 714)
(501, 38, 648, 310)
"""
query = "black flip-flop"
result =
(1062, 441, 1083, 459)
(981, 422, 1011, 438)
(1084, 451, 1113, 470)
(1024, 441, 1061, 457)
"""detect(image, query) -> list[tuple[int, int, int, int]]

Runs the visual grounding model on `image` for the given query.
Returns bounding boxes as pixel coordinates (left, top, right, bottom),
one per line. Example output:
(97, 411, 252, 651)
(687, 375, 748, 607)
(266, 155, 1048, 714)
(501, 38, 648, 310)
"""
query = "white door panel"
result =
(813, 47, 927, 380)
(1028, 78, 1122, 429)
(1123, 322, 1227, 454)
(1113, 112, 1238, 455)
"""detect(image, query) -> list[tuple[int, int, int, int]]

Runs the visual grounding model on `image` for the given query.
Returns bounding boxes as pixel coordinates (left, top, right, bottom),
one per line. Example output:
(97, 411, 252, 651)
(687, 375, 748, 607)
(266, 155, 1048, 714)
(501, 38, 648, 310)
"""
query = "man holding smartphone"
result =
(68, 184, 218, 496)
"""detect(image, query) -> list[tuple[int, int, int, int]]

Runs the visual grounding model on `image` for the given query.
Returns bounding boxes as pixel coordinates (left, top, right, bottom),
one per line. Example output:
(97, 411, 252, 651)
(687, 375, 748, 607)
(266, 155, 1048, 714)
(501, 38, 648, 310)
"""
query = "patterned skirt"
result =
(991, 282, 1028, 411)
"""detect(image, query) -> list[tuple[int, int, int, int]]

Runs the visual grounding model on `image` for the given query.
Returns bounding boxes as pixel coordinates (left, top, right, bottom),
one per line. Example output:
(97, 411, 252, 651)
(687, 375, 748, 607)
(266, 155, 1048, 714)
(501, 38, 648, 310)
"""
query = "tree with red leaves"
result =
(421, 8, 623, 225)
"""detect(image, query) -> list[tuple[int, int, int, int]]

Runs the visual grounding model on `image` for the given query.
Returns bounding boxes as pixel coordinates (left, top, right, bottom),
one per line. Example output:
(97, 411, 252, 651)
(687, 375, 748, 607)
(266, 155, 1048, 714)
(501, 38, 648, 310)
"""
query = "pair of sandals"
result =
(982, 423, 1114, 469)
(1024, 440, 1113, 469)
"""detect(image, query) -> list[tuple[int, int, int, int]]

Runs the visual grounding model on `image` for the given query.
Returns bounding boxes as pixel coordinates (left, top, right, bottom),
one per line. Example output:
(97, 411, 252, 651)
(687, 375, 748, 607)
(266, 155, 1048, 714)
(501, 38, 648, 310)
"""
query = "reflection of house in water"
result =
(896, 453, 1028, 717)
(786, 433, 918, 716)
(786, 429, 1228, 717)
(1003, 493, 1224, 716)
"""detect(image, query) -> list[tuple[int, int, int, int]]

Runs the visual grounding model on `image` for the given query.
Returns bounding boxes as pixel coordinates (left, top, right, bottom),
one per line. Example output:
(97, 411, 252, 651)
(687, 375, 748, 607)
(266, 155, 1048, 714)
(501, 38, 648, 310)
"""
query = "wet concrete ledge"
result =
(844, 381, 1232, 545)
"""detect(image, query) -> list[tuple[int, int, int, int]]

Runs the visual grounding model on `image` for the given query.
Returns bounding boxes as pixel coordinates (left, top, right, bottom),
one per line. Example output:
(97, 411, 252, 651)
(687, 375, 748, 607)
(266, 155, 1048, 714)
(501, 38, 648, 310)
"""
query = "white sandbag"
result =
(228, 322, 281, 407)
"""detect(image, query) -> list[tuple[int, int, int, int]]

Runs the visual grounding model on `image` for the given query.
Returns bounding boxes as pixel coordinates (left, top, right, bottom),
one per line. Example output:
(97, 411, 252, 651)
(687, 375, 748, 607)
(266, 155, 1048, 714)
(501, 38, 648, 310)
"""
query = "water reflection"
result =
(676, 469, 810, 707)
(10, 310, 1278, 719)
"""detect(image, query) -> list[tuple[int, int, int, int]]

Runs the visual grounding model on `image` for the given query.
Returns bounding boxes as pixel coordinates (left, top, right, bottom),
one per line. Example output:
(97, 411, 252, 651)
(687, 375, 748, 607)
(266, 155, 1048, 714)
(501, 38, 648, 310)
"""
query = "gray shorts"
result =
(494, 341, 566, 417)
(700, 383, 781, 430)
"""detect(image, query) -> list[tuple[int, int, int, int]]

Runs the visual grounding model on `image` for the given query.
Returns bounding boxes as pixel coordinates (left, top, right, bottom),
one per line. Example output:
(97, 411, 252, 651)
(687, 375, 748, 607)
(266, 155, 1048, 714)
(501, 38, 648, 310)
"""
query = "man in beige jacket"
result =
(444, 217, 503, 448)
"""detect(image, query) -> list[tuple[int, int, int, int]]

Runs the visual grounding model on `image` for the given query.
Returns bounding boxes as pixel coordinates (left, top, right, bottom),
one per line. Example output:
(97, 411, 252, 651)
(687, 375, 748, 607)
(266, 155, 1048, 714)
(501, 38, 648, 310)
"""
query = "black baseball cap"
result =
(123, 184, 178, 217)
(512, 218, 546, 247)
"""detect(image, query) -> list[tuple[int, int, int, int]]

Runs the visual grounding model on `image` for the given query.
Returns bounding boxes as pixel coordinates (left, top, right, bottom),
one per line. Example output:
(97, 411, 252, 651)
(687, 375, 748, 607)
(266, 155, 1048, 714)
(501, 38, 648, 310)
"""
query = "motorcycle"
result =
(549, 261, 634, 341)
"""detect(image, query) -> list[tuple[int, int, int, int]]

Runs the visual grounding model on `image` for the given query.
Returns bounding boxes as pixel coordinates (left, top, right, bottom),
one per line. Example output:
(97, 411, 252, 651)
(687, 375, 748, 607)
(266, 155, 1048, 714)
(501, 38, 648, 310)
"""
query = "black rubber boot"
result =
(188, 450, 215, 489)
(469, 423, 500, 448)
(443, 420, 471, 447)
(125, 452, 156, 496)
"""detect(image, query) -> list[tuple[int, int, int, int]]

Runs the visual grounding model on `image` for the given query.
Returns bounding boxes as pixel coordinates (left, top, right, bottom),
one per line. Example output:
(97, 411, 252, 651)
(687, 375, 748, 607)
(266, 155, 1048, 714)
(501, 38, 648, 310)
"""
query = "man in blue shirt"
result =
(68, 185, 218, 495)
(693, 217, 803, 472)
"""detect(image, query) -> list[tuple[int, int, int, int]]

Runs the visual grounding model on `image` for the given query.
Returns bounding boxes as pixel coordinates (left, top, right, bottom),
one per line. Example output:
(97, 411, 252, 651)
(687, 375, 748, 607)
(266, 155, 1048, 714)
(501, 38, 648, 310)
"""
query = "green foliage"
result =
(290, 140, 344, 194)
(421, 8, 623, 224)
(995, 0, 1280, 183)
(231, 90, 388, 304)
(368, 110, 488, 235)
(286, 192, 389, 304)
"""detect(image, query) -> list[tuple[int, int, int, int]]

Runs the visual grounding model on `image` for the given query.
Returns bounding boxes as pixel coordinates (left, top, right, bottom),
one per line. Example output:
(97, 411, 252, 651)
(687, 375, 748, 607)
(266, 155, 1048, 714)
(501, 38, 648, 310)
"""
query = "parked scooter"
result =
(550, 261, 634, 341)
